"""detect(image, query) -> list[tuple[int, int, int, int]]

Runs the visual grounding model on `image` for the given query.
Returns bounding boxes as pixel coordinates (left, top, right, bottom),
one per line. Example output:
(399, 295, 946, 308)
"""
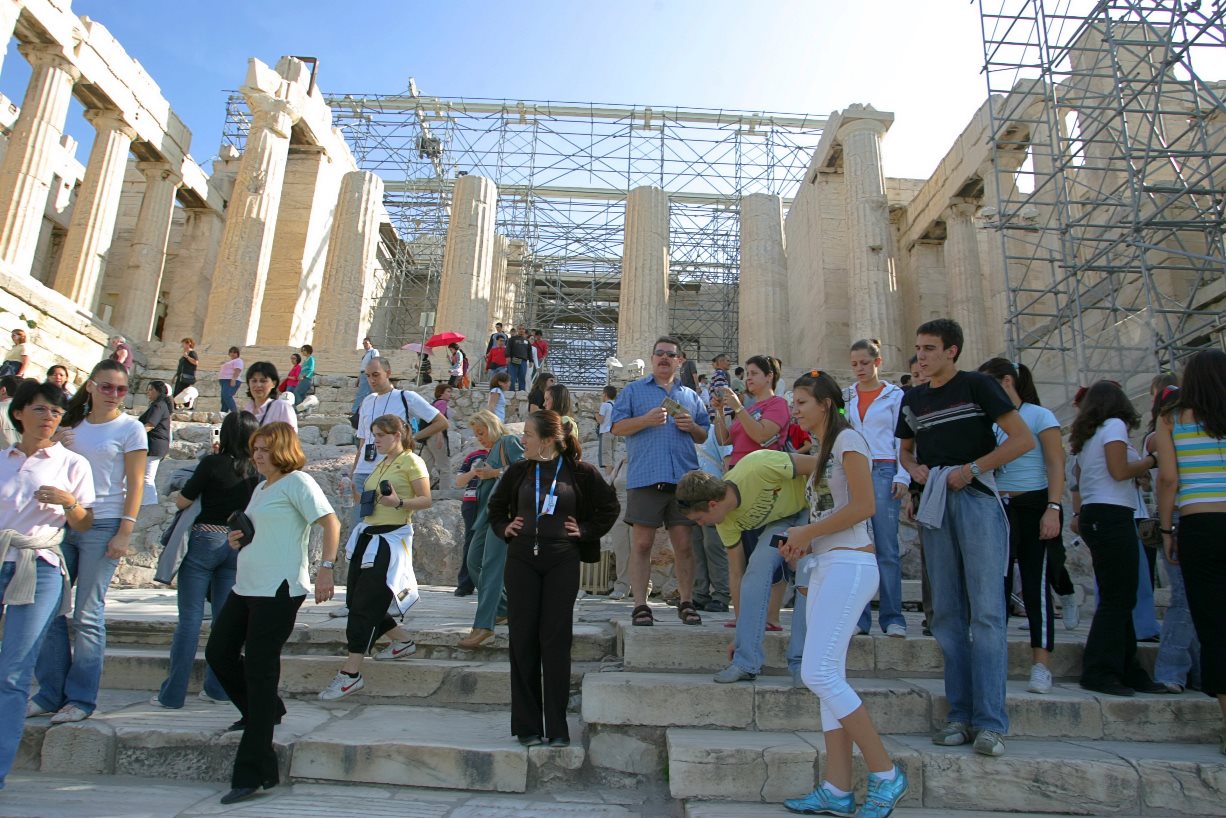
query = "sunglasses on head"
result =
(91, 380, 129, 396)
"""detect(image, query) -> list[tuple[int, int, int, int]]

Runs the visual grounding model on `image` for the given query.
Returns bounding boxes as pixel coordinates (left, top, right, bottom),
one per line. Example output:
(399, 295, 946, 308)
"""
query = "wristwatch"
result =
(396, 498, 404, 509)
(1046, 502, 1062, 512)
(968, 462, 982, 477)
(320, 560, 335, 569)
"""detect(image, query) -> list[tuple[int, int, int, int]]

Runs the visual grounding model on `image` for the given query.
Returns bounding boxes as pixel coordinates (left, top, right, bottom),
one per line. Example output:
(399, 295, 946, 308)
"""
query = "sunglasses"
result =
(653, 350, 680, 358)
(91, 380, 129, 396)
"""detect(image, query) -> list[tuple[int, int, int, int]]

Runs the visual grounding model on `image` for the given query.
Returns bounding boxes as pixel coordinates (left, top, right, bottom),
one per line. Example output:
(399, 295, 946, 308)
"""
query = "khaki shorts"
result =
(625, 485, 694, 529)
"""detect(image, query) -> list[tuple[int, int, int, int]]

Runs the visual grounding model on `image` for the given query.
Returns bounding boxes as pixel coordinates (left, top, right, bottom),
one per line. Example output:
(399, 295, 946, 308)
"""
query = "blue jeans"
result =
(219, 381, 239, 414)
(351, 371, 373, 413)
(292, 379, 312, 406)
(1131, 539, 1160, 640)
(1153, 546, 1201, 688)
(923, 488, 1010, 734)
(509, 361, 528, 392)
(157, 530, 237, 707)
(33, 517, 121, 715)
(730, 511, 808, 675)
(0, 560, 63, 789)
(859, 462, 904, 632)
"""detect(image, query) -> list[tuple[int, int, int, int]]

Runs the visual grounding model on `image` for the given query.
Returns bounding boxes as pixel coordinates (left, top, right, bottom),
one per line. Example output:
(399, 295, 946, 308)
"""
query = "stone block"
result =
(581, 672, 754, 728)
(40, 719, 116, 774)
(1096, 692, 1223, 743)
(326, 425, 356, 446)
(298, 424, 323, 445)
(1120, 741, 1226, 816)
(587, 729, 663, 775)
(872, 635, 944, 677)
(667, 728, 817, 801)
(910, 677, 1106, 738)
(754, 677, 931, 734)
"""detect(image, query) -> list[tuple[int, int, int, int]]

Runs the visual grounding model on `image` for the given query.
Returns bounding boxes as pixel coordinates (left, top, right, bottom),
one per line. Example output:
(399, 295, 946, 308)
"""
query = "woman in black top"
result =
(139, 380, 173, 505)
(152, 411, 260, 708)
(527, 372, 556, 414)
(488, 411, 619, 747)
(173, 338, 199, 399)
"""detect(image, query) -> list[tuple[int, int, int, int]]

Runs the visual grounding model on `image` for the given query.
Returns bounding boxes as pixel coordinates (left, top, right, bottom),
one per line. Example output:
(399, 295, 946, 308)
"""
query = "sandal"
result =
(631, 604, 654, 626)
(765, 623, 783, 632)
(678, 601, 702, 626)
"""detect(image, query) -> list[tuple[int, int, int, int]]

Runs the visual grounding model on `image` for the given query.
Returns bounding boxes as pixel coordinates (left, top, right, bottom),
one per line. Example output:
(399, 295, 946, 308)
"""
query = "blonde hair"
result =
(468, 409, 508, 440)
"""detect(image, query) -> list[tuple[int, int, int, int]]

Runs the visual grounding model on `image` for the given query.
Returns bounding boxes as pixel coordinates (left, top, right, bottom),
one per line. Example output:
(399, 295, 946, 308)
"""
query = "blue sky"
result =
(2, 0, 993, 180)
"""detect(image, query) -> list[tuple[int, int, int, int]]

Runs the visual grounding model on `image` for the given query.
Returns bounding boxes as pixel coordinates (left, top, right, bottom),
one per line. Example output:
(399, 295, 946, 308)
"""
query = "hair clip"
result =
(807, 369, 822, 378)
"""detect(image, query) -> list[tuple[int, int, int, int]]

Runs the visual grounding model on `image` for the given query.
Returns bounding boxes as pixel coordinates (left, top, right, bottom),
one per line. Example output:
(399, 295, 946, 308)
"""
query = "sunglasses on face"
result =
(91, 380, 129, 396)
(653, 350, 679, 359)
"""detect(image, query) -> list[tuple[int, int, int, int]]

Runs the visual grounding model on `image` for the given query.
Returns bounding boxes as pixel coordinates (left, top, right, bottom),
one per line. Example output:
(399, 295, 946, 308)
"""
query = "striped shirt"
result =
(1174, 418, 1226, 507)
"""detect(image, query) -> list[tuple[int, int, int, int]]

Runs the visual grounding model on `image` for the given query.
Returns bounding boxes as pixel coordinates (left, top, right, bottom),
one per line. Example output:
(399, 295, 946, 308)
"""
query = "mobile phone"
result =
(211, 426, 221, 441)
(768, 533, 788, 549)
(661, 397, 687, 417)
(379, 480, 393, 496)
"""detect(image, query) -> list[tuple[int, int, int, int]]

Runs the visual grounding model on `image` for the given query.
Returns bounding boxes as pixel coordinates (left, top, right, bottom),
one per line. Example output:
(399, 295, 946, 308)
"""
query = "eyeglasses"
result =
(26, 405, 65, 418)
(91, 380, 129, 396)
(653, 350, 680, 358)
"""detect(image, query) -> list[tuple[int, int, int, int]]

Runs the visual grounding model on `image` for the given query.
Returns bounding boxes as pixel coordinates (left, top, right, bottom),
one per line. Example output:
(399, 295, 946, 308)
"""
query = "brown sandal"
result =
(631, 604, 654, 626)
(678, 601, 702, 626)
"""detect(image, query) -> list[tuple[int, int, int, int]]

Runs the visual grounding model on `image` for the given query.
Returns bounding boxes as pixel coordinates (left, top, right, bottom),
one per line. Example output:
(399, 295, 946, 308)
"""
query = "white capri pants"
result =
(801, 549, 880, 732)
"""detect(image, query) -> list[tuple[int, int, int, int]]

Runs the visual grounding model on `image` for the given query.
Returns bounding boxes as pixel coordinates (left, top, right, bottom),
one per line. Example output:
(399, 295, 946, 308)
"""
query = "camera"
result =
(379, 480, 393, 497)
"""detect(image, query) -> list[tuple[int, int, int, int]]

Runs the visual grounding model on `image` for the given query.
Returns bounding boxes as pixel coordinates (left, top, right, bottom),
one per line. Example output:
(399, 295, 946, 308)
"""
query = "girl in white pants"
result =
(780, 370, 908, 818)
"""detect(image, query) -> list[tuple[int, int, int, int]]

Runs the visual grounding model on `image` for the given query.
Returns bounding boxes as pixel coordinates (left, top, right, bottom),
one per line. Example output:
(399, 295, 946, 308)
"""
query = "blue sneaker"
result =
(784, 784, 856, 816)
(856, 765, 909, 818)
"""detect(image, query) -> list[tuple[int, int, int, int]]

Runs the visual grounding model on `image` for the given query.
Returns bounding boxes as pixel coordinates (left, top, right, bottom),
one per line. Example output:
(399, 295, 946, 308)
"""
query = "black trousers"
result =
(1079, 504, 1151, 688)
(346, 528, 397, 654)
(1178, 513, 1226, 698)
(1004, 491, 1059, 652)
(205, 581, 304, 788)
(504, 539, 580, 741)
(458, 501, 478, 590)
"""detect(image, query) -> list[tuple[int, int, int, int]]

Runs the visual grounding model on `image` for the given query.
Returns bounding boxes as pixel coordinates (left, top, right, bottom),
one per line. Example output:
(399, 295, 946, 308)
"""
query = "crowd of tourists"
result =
(2, 317, 1223, 815)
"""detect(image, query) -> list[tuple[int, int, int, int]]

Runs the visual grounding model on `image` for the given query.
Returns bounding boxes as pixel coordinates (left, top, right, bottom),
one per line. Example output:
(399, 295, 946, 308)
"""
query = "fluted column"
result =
(434, 174, 498, 354)
(977, 156, 1023, 358)
(840, 115, 899, 363)
(486, 233, 511, 329)
(945, 201, 988, 367)
(161, 207, 225, 342)
(739, 193, 790, 361)
(0, 44, 81, 277)
(314, 171, 385, 349)
(51, 111, 137, 309)
(112, 162, 181, 341)
(617, 185, 670, 361)
(202, 93, 298, 346)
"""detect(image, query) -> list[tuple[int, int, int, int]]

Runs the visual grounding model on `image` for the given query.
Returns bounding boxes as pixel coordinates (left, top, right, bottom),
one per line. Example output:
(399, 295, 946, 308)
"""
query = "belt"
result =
(192, 523, 229, 533)
(650, 482, 677, 493)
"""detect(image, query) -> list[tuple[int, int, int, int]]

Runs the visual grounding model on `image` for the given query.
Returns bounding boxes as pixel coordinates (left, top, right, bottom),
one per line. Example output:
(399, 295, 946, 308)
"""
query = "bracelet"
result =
(1046, 502, 1061, 512)
(1159, 527, 1176, 535)
(64, 502, 79, 513)
(120, 515, 137, 523)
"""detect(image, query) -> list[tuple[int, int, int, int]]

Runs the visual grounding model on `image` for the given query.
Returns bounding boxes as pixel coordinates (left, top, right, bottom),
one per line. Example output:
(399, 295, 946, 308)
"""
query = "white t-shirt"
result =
(805, 427, 874, 554)
(598, 400, 614, 434)
(236, 470, 335, 597)
(1075, 418, 1140, 509)
(356, 389, 440, 476)
(66, 413, 148, 518)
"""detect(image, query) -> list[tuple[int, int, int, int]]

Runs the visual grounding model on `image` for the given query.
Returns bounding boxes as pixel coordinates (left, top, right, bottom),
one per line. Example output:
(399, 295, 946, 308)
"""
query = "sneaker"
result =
(374, 640, 417, 661)
(885, 624, 906, 638)
(703, 599, 730, 613)
(149, 695, 175, 709)
(783, 784, 855, 816)
(973, 729, 1006, 757)
(713, 664, 756, 684)
(49, 705, 89, 724)
(857, 765, 909, 818)
(1027, 663, 1053, 694)
(198, 689, 227, 703)
(328, 606, 349, 619)
(26, 701, 51, 718)
(931, 721, 971, 746)
(318, 672, 364, 701)
(608, 588, 627, 600)
(855, 626, 869, 636)
(1061, 594, 1080, 630)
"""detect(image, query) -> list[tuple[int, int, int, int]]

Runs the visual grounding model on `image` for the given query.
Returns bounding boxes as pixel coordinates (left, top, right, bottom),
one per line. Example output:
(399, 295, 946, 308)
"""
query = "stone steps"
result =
(581, 671, 1221, 743)
(685, 805, 1146, 818)
(666, 729, 1226, 816)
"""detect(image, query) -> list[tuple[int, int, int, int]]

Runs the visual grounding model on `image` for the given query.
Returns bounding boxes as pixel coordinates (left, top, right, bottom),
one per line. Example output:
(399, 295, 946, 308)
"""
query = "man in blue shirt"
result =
(611, 335, 710, 627)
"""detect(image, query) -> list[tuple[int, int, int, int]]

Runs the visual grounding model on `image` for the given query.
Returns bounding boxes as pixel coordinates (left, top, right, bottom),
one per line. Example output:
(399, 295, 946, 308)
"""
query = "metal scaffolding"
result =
(225, 92, 826, 386)
(977, 0, 1226, 411)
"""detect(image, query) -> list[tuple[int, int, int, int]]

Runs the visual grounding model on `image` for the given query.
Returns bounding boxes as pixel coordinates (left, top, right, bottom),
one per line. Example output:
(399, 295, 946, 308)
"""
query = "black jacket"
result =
(488, 458, 620, 562)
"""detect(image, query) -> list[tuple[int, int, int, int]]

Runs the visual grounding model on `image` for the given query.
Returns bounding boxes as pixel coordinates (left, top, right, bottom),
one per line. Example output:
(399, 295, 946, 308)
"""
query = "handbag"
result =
(227, 511, 256, 548)
(1137, 518, 1163, 548)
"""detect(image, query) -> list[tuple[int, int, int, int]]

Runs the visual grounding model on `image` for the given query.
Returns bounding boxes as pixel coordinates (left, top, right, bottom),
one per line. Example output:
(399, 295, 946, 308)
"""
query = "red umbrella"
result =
(425, 332, 465, 348)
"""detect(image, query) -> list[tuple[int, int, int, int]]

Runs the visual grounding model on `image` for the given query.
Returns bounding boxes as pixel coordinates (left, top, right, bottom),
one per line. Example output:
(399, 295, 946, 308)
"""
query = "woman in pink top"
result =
(218, 347, 244, 414)
(712, 355, 789, 466)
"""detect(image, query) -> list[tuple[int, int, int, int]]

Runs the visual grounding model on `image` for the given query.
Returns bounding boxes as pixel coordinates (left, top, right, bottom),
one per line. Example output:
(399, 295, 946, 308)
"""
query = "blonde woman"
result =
(2, 328, 29, 378)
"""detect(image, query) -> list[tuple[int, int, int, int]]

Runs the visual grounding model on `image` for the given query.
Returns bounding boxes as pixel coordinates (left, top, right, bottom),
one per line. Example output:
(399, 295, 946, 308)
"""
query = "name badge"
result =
(541, 495, 558, 516)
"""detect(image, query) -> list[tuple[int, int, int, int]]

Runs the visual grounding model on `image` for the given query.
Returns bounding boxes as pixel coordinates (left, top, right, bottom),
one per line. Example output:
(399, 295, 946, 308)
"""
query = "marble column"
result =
(202, 93, 298, 346)
(839, 114, 900, 363)
(161, 207, 225, 342)
(486, 233, 511, 330)
(739, 192, 790, 362)
(617, 185, 670, 361)
(112, 162, 181, 341)
(977, 156, 1023, 359)
(433, 174, 498, 356)
(944, 201, 988, 367)
(0, 44, 81, 277)
(314, 171, 385, 349)
(51, 110, 137, 309)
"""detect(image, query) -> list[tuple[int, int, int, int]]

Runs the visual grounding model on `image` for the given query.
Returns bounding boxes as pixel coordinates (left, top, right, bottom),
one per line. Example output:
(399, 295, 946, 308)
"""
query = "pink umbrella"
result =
(425, 331, 465, 348)
(401, 342, 426, 353)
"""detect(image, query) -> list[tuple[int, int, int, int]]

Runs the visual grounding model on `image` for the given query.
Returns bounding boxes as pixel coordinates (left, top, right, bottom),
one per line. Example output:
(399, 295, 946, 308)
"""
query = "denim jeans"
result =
(219, 381, 239, 414)
(509, 361, 528, 392)
(923, 487, 1010, 734)
(730, 510, 808, 675)
(34, 517, 122, 715)
(157, 530, 237, 707)
(1153, 545, 1201, 688)
(0, 560, 63, 789)
(351, 371, 373, 413)
(859, 462, 904, 632)
(1131, 539, 1160, 640)
(692, 524, 730, 607)
(292, 379, 312, 406)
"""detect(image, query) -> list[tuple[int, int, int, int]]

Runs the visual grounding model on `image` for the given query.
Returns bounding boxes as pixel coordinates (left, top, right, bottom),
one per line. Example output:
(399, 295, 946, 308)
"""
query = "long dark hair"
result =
(745, 354, 781, 391)
(1069, 380, 1140, 454)
(146, 380, 172, 415)
(63, 359, 128, 428)
(792, 370, 852, 481)
(220, 410, 259, 478)
(977, 358, 1040, 405)
(1177, 349, 1226, 440)
(530, 371, 555, 394)
(245, 361, 280, 401)
(529, 409, 582, 463)
(546, 383, 573, 417)
(1148, 373, 1180, 434)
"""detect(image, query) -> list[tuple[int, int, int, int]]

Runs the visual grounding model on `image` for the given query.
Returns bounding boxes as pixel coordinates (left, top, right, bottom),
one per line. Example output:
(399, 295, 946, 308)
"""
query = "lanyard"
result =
(533, 457, 563, 556)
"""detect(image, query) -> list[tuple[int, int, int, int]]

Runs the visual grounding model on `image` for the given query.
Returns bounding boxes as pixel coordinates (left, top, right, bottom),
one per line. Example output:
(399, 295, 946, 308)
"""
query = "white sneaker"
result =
(1061, 594, 1080, 631)
(328, 606, 349, 619)
(318, 672, 364, 701)
(26, 701, 51, 718)
(608, 588, 627, 600)
(49, 705, 89, 724)
(149, 695, 173, 709)
(374, 640, 417, 661)
(886, 624, 907, 638)
(198, 689, 227, 703)
(1028, 663, 1053, 694)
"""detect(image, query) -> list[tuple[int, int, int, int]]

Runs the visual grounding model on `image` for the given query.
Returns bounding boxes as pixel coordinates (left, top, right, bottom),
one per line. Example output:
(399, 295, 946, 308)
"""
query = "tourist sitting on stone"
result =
(291, 344, 315, 406)
(458, 409, 524, 648)
(320, 414, 430, 700)
(205, 421, 339, 805)
(488, 411, 618, 747)
(676, 448, 809, 684)
(152, 410, 260, 709)
(779, 369, 909, 818)
(139, 380, 173, 506)
(46, 364, 74, 401)
(280, 353, 302, 394)
(242, 361, 297, 432)
(173, 384, 199, 410)
(487, 371, 511, 422)
(31, 359, 147, 725)
(528, 371, 555, 414)
(0, 380, 94, 791)
(1, 327, 29, 377)
(173, 338, 198, 398)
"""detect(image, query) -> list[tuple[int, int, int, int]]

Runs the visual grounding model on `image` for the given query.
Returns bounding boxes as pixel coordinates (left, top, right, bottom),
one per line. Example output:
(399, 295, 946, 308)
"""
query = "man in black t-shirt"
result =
(507, 326, 533, 392)
(896, 318, 1033, 758)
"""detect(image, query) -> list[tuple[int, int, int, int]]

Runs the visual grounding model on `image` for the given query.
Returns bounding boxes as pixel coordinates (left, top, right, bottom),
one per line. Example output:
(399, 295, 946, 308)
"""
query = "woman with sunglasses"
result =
(242, 361, 297, 432)
(30, 359, 147, 724)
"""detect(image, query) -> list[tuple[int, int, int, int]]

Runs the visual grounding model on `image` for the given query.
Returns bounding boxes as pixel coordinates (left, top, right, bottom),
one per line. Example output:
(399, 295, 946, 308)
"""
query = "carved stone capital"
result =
(84, 109, 138, 141)
(243, 92, 299, 138)
(136, 160, 183, 187)
(17, 42, 81, 82)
